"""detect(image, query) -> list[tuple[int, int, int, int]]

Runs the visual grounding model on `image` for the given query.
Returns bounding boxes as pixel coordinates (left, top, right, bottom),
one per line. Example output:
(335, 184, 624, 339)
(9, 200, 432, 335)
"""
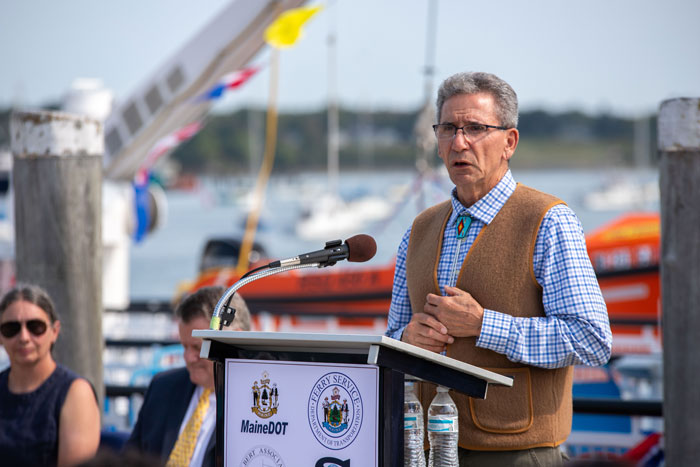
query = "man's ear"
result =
(503, 128, 519, 161)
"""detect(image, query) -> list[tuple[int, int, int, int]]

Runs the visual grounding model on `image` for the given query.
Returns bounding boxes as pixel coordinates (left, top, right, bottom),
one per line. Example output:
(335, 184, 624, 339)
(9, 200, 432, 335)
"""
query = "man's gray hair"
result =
(436, 72, 519, 129)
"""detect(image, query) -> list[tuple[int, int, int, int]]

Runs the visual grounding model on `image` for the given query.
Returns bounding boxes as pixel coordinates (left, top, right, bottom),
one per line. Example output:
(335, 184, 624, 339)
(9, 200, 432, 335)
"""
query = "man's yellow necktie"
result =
(166, 388, 212, 466)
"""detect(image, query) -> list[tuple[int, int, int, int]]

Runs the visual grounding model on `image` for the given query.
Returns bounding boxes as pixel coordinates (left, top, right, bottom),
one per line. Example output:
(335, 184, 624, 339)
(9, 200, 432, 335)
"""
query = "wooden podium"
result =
(193, 330, 513, 467)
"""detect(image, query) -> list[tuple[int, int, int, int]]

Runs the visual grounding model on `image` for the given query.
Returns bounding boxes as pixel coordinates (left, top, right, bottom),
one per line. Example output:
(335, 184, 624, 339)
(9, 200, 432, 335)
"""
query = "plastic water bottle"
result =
(427, 386, 459, 467)
(404, 380, 426, 467)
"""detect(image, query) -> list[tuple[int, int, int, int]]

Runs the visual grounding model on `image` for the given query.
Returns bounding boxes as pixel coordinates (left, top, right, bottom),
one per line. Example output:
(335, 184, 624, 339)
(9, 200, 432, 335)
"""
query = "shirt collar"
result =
(449, 169, 516, 226)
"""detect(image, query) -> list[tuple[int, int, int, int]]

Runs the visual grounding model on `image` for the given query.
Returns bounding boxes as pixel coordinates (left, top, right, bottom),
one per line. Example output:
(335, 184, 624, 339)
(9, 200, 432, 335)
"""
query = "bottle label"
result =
(404, 414, 420, 430)
(427, 415, 458, 433)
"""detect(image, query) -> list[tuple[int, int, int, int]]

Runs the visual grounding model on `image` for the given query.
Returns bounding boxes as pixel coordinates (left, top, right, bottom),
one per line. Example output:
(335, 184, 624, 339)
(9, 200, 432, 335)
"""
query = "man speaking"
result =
(385, 71, 612, 466)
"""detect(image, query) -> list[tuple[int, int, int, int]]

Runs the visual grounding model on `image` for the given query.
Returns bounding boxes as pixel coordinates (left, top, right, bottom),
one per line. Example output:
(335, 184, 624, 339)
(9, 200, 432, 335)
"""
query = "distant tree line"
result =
(170, 107, 658, 173)
(0, 106, 658, 173)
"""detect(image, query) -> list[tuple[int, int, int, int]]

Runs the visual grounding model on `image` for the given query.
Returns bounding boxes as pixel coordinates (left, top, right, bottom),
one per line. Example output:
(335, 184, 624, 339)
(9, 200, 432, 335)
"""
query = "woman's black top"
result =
(0, 364, 79, 466)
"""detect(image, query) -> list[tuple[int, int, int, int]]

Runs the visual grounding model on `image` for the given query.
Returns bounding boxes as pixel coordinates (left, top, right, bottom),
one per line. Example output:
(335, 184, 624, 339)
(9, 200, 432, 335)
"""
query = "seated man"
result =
(125, 286, 251, 467)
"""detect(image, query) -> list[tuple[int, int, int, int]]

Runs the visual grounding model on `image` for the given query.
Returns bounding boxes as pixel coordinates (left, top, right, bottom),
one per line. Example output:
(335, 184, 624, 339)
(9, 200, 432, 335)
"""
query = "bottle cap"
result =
(437, 386, 449, 393)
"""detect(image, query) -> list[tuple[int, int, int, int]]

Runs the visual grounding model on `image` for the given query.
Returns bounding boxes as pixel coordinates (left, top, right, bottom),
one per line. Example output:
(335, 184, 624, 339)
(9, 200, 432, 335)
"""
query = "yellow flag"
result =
(264, 5, 323, 49)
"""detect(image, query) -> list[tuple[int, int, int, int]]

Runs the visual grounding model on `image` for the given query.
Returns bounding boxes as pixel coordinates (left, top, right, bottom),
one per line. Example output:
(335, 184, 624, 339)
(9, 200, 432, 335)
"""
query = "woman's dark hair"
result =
(0, 283, 59, 323)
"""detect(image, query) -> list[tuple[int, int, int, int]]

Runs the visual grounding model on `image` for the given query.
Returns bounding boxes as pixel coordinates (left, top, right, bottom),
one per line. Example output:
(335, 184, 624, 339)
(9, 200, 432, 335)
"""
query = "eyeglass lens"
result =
(435, 123, 489, 139)
(0, 319, 48, 338)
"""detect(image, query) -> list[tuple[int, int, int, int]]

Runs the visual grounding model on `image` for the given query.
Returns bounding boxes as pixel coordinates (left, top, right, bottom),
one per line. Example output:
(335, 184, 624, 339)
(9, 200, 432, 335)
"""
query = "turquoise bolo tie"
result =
(456, 214, 472, 239)
(449, 214, 472, 287)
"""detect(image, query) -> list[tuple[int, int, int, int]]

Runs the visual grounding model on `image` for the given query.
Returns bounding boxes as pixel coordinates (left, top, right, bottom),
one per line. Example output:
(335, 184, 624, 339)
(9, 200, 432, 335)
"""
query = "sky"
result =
(1, 0, 699, 118)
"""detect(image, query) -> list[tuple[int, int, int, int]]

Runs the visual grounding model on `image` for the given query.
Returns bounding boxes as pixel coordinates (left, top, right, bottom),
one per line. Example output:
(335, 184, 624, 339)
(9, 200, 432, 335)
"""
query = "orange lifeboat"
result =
(585, 212, 661, 355)
(189, 262, 395, 317)
(178, 237, 395, 332)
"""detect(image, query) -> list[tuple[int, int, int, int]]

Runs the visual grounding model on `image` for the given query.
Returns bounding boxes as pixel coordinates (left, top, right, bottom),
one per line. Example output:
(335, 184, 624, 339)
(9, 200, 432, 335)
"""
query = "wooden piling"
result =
(658, 98, 700, 463)
(10, 110, 104, 400)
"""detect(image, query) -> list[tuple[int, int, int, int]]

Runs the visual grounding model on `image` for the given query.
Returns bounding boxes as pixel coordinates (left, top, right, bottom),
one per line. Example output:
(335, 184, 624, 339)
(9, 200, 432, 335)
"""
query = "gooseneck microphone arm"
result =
(209, 262, 320, 330)
(209, 234, 377, 330)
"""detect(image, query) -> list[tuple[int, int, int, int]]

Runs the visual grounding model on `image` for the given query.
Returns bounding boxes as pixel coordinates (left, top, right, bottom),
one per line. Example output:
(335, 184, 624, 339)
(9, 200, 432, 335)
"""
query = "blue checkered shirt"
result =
(385, 170, 612, 368)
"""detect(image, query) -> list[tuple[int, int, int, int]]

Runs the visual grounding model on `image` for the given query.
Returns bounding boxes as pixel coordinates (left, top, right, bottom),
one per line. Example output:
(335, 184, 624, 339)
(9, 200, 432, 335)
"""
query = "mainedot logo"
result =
(242, 370, 290, 436)
(239, 445, 285, 467)
(251, 370, 279, 419)
(308, 372, 363, 450)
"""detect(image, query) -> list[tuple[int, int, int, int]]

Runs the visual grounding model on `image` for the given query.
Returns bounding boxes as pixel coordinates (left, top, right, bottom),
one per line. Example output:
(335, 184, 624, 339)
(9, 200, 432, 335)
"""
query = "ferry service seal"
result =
(307, 372, 363, 450)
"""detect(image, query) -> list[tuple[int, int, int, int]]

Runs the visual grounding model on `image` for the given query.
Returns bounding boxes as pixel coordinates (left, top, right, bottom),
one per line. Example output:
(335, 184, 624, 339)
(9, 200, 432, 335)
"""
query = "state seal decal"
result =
(307, 372, 363, 450)
(251, 371, 279, 419)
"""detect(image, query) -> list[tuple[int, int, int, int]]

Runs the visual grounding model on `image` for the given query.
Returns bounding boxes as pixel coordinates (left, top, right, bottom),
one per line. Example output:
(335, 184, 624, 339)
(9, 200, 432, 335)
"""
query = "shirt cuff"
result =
(476, 309, 512, 353)
(386, 325, 406, 341)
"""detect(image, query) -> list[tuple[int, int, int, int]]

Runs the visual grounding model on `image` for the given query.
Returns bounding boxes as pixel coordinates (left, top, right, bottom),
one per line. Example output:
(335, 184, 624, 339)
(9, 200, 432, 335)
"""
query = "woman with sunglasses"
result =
(0, 284, 100, 466)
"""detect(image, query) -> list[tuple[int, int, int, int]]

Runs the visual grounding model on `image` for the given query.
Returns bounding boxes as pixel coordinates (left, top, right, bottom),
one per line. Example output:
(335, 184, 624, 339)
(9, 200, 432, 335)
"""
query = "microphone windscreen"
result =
(345, 234, 377, 263)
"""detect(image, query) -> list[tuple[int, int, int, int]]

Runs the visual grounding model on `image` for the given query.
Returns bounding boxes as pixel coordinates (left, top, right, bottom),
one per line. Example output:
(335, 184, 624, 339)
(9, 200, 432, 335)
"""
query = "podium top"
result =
(193, 330, 512, 387)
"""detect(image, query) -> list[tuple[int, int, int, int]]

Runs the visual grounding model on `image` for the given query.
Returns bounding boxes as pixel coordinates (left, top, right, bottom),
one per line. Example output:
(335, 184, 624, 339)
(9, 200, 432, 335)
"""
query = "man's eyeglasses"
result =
(0, 319, 48, 338)
(433, 123, 509, 140)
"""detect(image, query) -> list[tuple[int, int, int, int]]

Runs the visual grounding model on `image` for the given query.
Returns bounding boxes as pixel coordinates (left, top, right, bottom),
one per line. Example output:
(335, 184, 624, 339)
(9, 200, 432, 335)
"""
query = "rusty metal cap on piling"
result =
(10, 110, 103, 158)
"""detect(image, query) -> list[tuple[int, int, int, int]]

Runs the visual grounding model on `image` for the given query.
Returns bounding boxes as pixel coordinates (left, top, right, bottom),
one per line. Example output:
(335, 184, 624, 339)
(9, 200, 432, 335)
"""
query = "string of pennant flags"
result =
(136, 4, 323, 178)
(195, 66, 261, 102)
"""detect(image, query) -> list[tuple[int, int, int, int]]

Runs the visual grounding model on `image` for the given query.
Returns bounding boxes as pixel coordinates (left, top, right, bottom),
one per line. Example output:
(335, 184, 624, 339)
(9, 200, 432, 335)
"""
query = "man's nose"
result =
(451, 128, 470, 150)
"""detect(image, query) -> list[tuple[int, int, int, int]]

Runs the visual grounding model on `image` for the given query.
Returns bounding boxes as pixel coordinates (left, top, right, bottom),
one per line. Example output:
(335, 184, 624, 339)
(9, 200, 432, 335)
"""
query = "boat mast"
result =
(327, 0, 339, 197)
(633, 115, 651, 168)
(423, 0, 438, 110)
(415, 0, 439, 174)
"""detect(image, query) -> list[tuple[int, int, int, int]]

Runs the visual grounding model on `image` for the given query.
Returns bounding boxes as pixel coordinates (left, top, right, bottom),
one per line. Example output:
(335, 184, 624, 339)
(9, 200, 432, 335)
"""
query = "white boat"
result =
(583, 177, 659, 211)
(295, 191, 392, 240)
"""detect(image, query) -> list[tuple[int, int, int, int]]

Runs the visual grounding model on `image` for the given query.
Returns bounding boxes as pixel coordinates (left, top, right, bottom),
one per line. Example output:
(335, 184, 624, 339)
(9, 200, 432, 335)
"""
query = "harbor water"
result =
(129, 166, 660, 301)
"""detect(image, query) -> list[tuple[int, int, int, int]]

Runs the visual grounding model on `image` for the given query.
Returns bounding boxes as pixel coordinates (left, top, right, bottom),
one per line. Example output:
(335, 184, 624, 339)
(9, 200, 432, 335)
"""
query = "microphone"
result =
(268, 234, 377, 268)
(212, 235, 377, 329)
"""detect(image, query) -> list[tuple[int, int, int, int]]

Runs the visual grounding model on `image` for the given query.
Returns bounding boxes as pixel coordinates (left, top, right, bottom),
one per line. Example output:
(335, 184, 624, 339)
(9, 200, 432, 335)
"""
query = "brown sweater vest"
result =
(407, 184, 574, 450)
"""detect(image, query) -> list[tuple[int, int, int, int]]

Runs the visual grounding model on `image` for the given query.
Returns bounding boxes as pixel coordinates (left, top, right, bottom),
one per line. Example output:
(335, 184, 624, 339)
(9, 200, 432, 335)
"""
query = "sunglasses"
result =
(0, 319, 49, 338)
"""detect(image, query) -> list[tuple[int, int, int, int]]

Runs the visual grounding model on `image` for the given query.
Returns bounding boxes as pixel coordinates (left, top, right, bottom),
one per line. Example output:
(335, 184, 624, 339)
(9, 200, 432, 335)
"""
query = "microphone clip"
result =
(325, 239, 342, 248)
(220, 305, 237, 328)
(322, 239, 345, 267)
